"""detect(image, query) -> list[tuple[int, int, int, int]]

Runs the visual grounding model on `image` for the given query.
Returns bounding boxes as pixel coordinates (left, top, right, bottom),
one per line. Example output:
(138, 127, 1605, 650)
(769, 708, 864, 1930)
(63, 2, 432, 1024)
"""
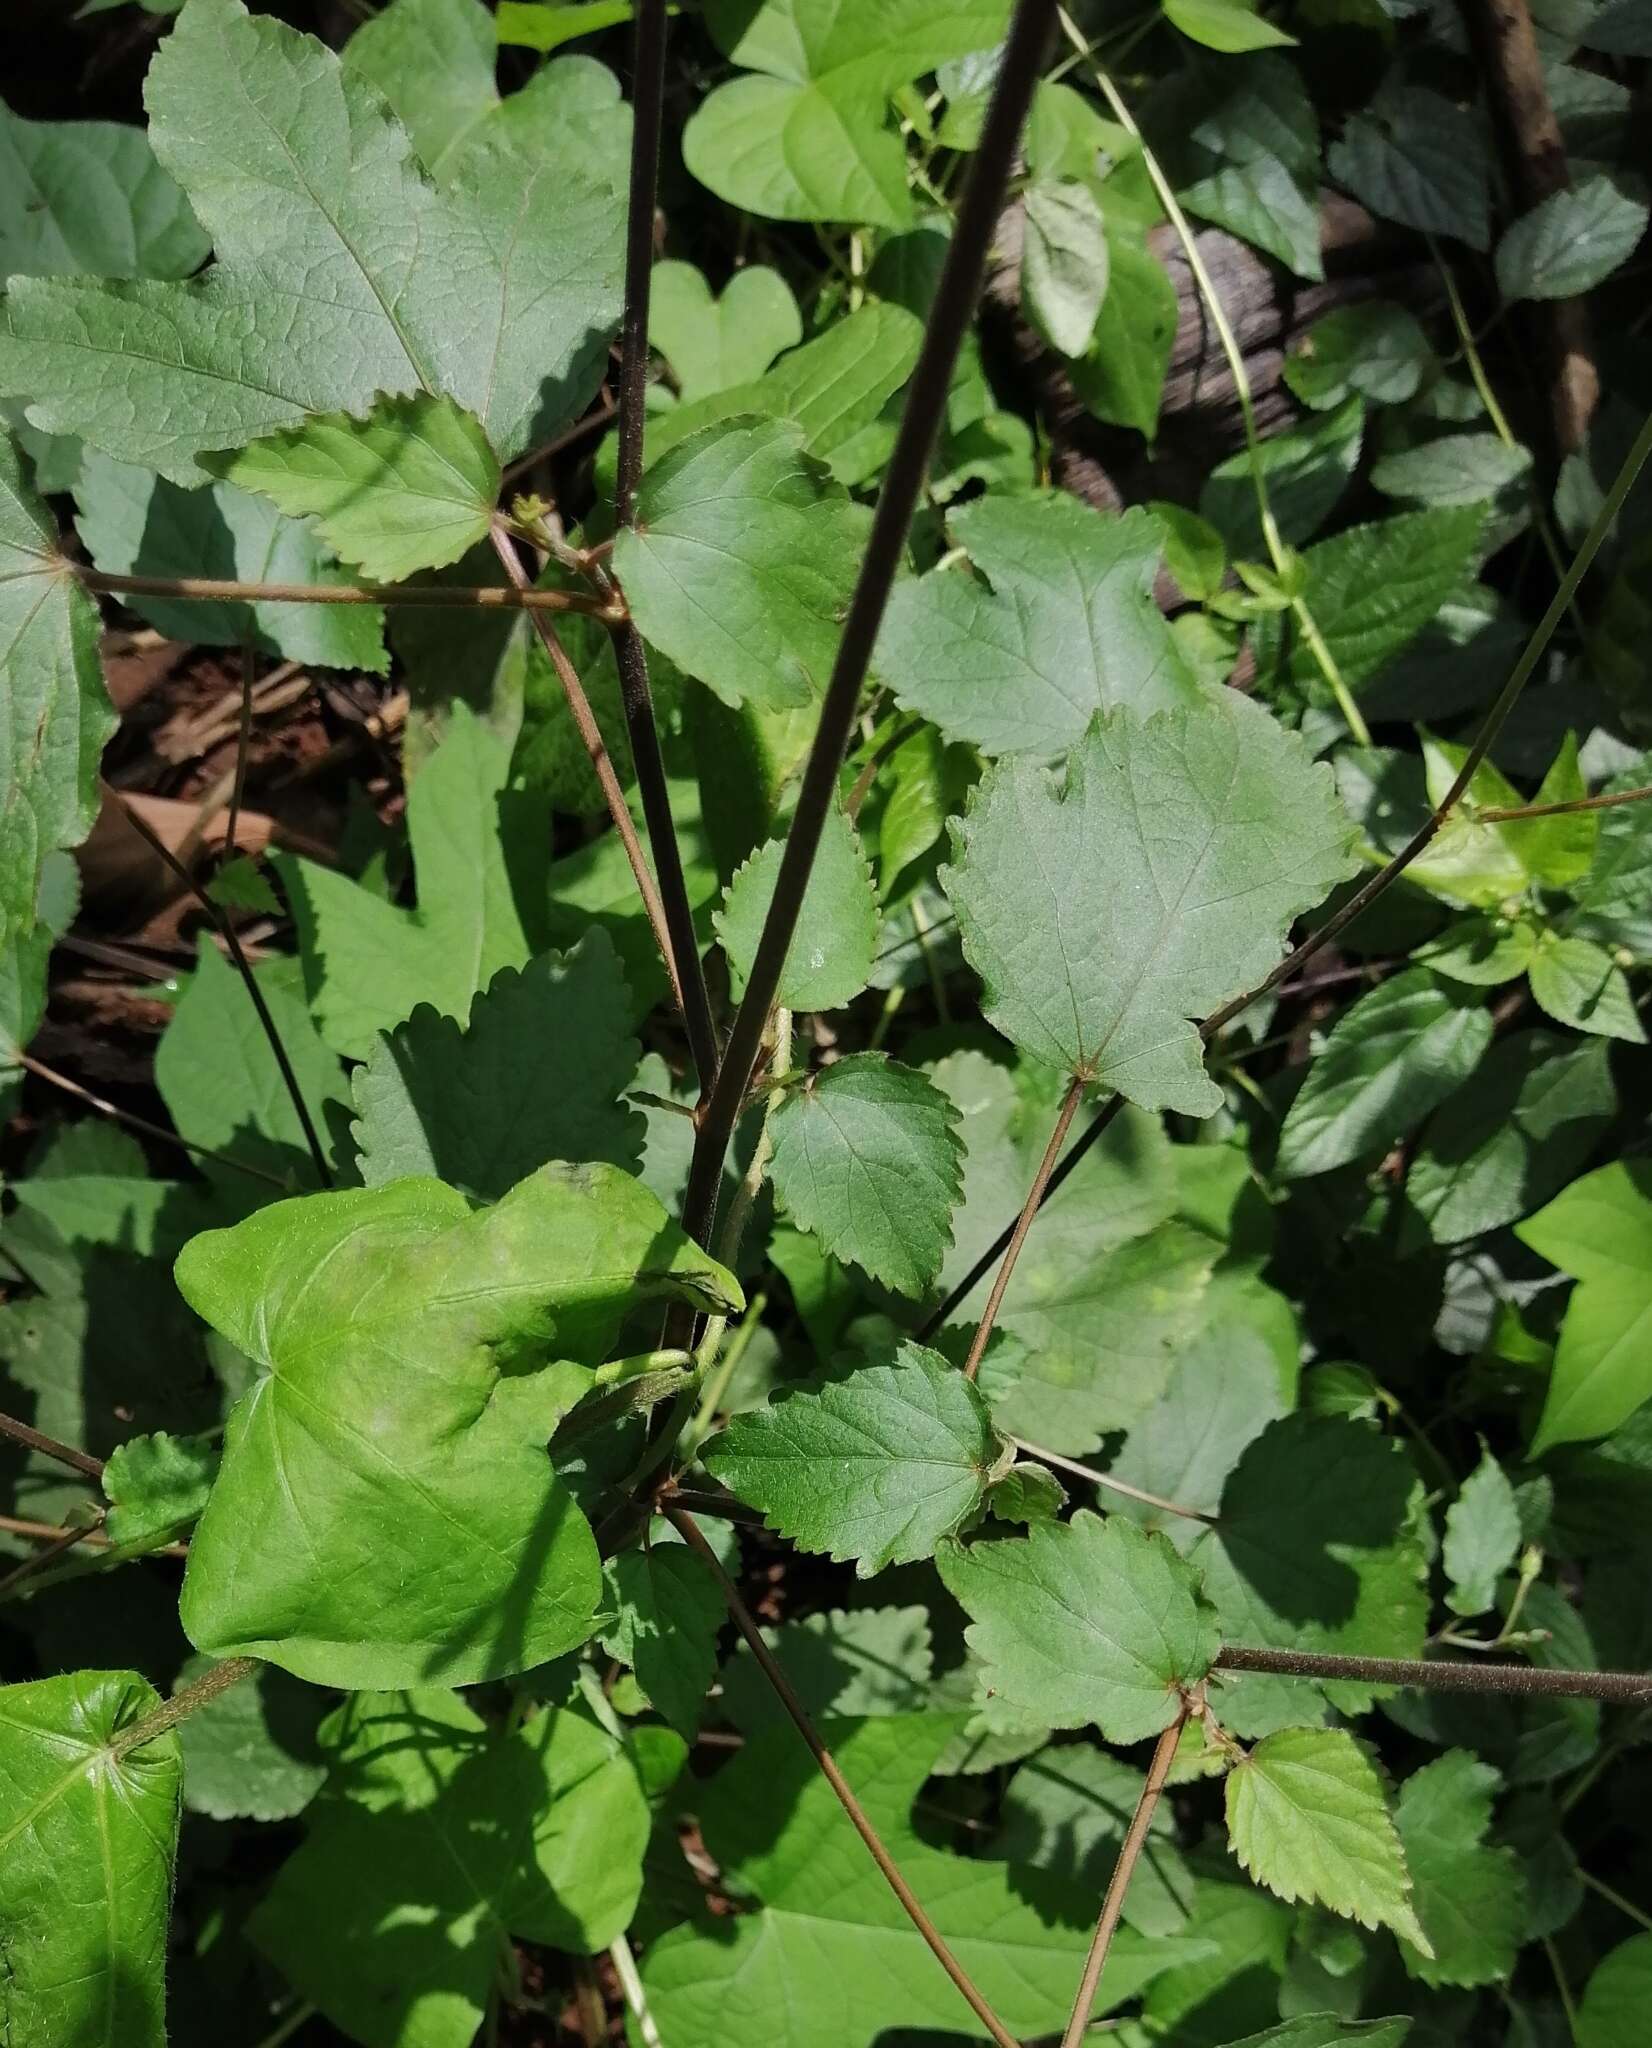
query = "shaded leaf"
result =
(172, 1652, 326, 1822)
(716, 802, 879, 1012)
(1495, 176, 1649, 301)
(1329, 84, 1492, 250)
(600, 1546, 725, 1739)
(1394, 1750, 1525, 1986)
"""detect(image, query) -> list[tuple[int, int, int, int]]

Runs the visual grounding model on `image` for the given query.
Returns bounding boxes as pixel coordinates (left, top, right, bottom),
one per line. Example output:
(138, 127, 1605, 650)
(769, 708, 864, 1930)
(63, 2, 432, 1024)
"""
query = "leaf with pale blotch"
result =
(705, 1346, 1004, 1575)
(211, 394, 500, 582)
(716, 802, 879, 1012)
(942, 696, 1358, 1110)
(1022, 178, 1109, 357)
(938, 1510, 1220, 1742)
(175, 1163, 741, 1687)
(1394, 1750, 1525, 1987)
(1226, 1726, 1431, 1952)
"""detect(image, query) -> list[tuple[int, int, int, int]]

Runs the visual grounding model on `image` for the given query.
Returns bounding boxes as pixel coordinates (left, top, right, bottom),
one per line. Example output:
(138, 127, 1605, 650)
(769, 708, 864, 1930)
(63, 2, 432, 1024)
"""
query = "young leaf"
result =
(875, 496, 1202, 755)
(1495, 176, 1649, 301)
(0, 1671, 182, 2048)
(614, 416, 866, 711)
(0, 430, 112, 950)
(1021, 177, 1109, 357)
(351, 933, 644, 1197)
(171, 1653, 326, 1822)
(716, 802, 879, 1012)
(1442, 1448, 1522, 1616)
(175, 1164, 741, 1687)
(1164, 0, 1296, 50)
(766, 1054, 964, 1296)
(705, 1345, 1004, 1574)
(942, 695, 1358, 1111)
(101, 1430, 218, 1550)
(209, 393, 501, 582)
(1226, 1726, 1430, 1951)
(600, 1546, 726, 1739)
(1516, 1161, 1652, 1456)
(251, 1688, 650, 2048)
(1393, 1751, 1526, 1986)
(1275, 969, 1495, 1180)
(937, 1510, 1220, 1742)
(648, 260, 803, 402)
(1328, 84, 1492, 249)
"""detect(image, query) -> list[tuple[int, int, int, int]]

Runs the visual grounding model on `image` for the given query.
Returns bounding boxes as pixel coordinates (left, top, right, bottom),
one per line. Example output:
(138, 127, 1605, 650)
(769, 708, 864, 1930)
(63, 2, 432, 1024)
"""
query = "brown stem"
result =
(0, 1514, 104, 1596)
(665, 1505, 1024, 2048)
(1480, 782, 1652, 823)
(19, 1052, 289, 1188)
(110, 1655, 259, 1758)
(77, 565, 621, 619)
(0, 1510, 186, 1561)
(1059, 1709, 1187, 2048)
(962, 1072, 1084, 1381)
(676, 0, 1057, 1260)
(500, 391, 621, 485)
(0, 1409, 104, 1480)
(1216, 1644, 1652, 1704)
(1008, 1437, 1215, 1525)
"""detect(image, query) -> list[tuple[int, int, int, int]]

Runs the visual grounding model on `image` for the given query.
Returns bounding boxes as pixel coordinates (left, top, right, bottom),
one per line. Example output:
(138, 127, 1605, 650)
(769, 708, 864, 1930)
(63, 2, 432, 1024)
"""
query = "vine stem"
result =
(1214, 1645, 1652, 1704)
(75, 564, 621, 618)
(1059, 1708, 1188, 2048)
(1481, 782, 1652, 822)
(608, 0, 720, 1094)
(1009, 1437, 1215, 1524)
(110, 1655, 259, 1758)
(664, 1505, 1024, 2048)
(0, 1515, 104, 1596)
(19, 1051, 289, 1188)
(0, 1409, 105, 1480)
(1061, 15, 1371, 747)
(676, 0, 1058, 1261)
(961, 1072, 1084, 1380)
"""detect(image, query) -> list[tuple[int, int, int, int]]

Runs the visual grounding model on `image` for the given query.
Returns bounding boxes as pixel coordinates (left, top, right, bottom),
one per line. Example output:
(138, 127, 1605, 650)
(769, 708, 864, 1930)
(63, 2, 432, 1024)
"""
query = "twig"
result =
(1578, 1869, 1652, 1935)
(110, 1655, 259, 1759)
(0, 1513, 105, 1596)
(76, 565, 620, 619)
(0, 1509, 186, 1562)
(1009, 1438, 1215, 1524)
(225, 632, 255, 877)
(609, 1933, 664, 2048)
(664, 1505, 1024, 2048)
(1481, 782, 1652, 822)
(665, 1485, 765, 1524)
(1059, 1709, 1188, 2048)
(0, 1410, 105, 1480)
(961, 1072, 1084, 1381)
(501, 391, 622, 485)
(1215, 1644, 1652, 1704)
(18, 1052, 290, 1188)
(677, 0, 1058, 1261)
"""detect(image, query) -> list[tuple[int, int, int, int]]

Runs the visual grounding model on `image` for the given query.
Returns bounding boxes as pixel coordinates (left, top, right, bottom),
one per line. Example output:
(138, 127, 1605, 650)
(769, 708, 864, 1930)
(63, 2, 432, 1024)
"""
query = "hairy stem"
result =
(76, 564, 621, 618)
(962, 1072, 1084, 1380)
(0, 1514, 105, 1597)
(1215, 1644, 1652, 1704)
(0, 1409, 105, 1480)
(1009, 1438, 1216, 1524)
(111, 1656, 260, 1758)
(1481, 782, 1652, 822)
(664, 1505, 1025, 2048)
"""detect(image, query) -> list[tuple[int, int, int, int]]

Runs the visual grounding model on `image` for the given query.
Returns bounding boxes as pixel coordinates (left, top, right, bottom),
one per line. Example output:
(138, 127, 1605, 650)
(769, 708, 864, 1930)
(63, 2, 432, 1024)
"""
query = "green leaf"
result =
(642, 1710, 1200, 2048)
(614, 417, 866, 711)
(1442, 1448, 1522, 1616)
(210, 393, 500, 582)
(1394, 1750, 1525, 1986)
(175, 1163, 741, 1686)
(999, 1743, 1194, 1935)
(648, 260, 802, 402)
(682, 0, 1011, 227)
(766, 1054, 963, 1296)
(342, 0, 501, 178)
(73, 449, 389, 671)
(1201, 396, 1363, 555)
(1495, 176, 1650, 300)
(102, 1430, 218, 1550)
(1329, 84, 1492, 250)
(1022, 177, 1110, 357)
(1517, 1161, 1652, 1455)
(1068, 222, 1179, 436)
(1371, 432, 1533, 509)
(1165, 0, 1296, 50)
(1276, 969, 1495, 1180)
(1529, 934, 1646, 1042)
(1284, 302, 1434, 412)
(1156, 56, 1324, 280)
(0, 431, 112, 950)
(0, 851, 76, 1122)
(1520, 734, 1598, 889)
(496, 2, 636, 52)
(351, 933, 643, 1198)
(251, 1687, 650, 2048)
(718, 1603, 935, 1729)
(1212, 2024, 1413, 2048)
(942, 696, 1358, 1110)
(937, 1510, 1220, 1741)
(705, 1345, 1004, 1574)
(600, 1546, 725, 1739)
(0, 1670, 182, 2048)
(1578, 1934, 1652, 2047)
(171, 1652, 326, 1821)
(0, 0, 624, 479)
(0, 101, 208, 282)
(876, 497, 1202, 755)
(716, 802, 879, 1012)
(277, 706, 535, 1059)
(1226, 1726, 1430, 1950)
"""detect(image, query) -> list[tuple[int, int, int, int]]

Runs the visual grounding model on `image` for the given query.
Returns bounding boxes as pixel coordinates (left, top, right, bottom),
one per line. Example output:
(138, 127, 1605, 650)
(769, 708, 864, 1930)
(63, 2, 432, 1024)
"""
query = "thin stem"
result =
(1579, 1869, 1652, 1935)
(225, 632, 255, 870)
(110, 1655, 259, 1759)
(501, 392, 621, 485)
(1059, 1709, 1187, 2048)
(0, 1409, 104, 1480)
(77, 565, 620, 619)
(683, 1289, 768, 1458)
(1009, 1437, 1215, 1524)
(1215, 1644, 1652, 1705)
(1481, 782, 1652, 822)
(962, 1072, 1085, 1381)
(1545, 1937, 1580, 2042)
(0, 1514, 104, 1596)
(19, 1052, 290, 1188)
(664, 1505, 1024, 2048)
(664, 1485, 764, 1524)
(112, 796, 333, 1187)
(677, 0, 1057, 1259)
(609, 1933, 664, 2048)
(250, 2001, 319, 2048)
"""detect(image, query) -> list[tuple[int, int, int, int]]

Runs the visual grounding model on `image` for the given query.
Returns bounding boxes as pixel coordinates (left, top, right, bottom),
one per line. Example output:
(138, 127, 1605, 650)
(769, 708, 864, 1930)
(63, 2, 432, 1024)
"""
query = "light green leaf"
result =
(342, 0, 500, 178)
(1022, 177, 1110, 357)
(0, 101, 207, 282)
(648, 260, 802, 402)
(615, 417, 866, 711)
(766, 1054, 963, 1295)
(1443, 1449, 1522, 1616)
(1068, 222, 1179, 436)
(0, 0, 624, 478)
(102, 1430, 218, 1550)
(1496, 176, 1649, 301)
(351, 933, 643, 1198)
(171, 1653, 326, 1822)
(0, 1670, 182, 2048)
(600, 1546, 725, 1739)
(938, 1510, 1220, 1741)
(642, 1710, 1201, 2048)
(1165, 0, 1296, 49)
(1226, 1726, 1430, 1950)
(942, 695, 1358, 1110)
(716, 802, 879, 1012)
(999, 1743, 1194, 1935)
(1520, 733, 1598, 889)
(706, 1344, 1004, 1574)
(1212, 2024, 1413, 2048)
(1284, 302, 1434, 412)
(1276, 969, 1495, 1180)
(211, 393, 500, 582)
(251, 1687, 649, 2048)
(1578, 1934, 1652, 2047)
(1394, 1750, 1525, 1986)
(683, 0, 1011, 227)
(74, 449, 389, 671)
(496, 2, 636, 52)
(1517, 1161, 1652, 1455)
(876, 497, 1202, 755)
(0, 431, 111, 951)
(1372, 431, 1533, 509)
(1329, 84, 1492, 250)
(1529, 933, 1646, 1042)
(175, 1163, 741, 1686)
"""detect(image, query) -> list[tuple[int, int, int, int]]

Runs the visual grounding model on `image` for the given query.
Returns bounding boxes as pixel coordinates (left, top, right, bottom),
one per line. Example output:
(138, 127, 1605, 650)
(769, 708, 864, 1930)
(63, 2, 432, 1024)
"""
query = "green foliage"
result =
(716, 801, 879, 1010)
(1495, 177, 1650, 301)
(1393, 1751, 1526, 1986)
